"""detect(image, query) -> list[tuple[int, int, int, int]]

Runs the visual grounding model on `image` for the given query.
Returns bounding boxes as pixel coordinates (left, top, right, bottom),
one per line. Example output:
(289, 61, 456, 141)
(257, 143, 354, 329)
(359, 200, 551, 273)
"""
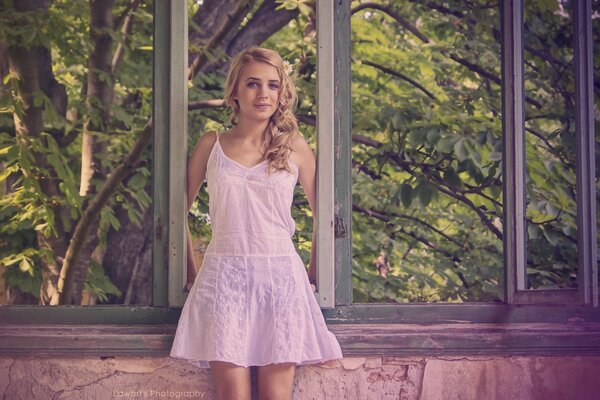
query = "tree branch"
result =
(111, 0, 141, 76)
(52, 120, 153, 305)
(354, 203, 467, 249)
(351, 134, 503, 240)
(361, 59, 437, 100)
(434, 182, 503, 241)
(81, 0, 114, 197)
(353, 203, 471, 289)
(296, 113, 315, 127)
(188, 1, 253, 81)
(352, 2, 430, 44)
(352, 159, 383, 180)
(409, 0, 466, 19)
(352, 133, 383, 148)
(525, 126, 573, 168)
(448, 53, 543, 109)
(224, 0, 299, 58)
(188, 99, 226, 110)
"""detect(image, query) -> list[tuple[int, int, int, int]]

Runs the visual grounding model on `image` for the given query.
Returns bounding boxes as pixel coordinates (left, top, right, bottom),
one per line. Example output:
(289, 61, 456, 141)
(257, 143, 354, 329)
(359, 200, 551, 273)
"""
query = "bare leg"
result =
(209, 361, 251, 400)
(256, 362, 296, 400)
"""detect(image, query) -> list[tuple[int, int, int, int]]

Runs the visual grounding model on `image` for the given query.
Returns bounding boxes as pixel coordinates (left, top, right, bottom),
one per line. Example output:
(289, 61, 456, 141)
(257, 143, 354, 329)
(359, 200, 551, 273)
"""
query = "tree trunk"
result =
(190, 0, 299, 76)
(103, 192, 153, 305)
(6, 0, 71, 305)
(52, 121, 153, 305)
(189, 0, 298, 75)
(5, 0, 301, 305)
(80, 0, 114, 197)
(61, 0, 116, 305)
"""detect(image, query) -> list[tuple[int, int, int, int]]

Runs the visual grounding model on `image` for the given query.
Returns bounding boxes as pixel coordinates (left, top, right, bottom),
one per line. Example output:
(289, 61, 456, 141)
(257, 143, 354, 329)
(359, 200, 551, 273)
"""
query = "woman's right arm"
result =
(185, 131, 218, 290)
(187, 131, 218, 211)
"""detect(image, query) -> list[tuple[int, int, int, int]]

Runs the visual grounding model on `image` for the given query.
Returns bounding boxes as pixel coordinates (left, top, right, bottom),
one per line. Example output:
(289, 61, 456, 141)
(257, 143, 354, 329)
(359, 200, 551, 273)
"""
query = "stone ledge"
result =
(1, 322, 600, 357)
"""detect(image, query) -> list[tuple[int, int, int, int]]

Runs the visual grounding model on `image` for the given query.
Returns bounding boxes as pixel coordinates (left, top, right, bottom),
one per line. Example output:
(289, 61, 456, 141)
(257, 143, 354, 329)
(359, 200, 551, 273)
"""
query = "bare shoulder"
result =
(189, 131, 218, 163)
(289, 133, 315, 168)
(290, 132, 311, 152)
(188, 131, 218, 173)
(192, 131, 218, 154)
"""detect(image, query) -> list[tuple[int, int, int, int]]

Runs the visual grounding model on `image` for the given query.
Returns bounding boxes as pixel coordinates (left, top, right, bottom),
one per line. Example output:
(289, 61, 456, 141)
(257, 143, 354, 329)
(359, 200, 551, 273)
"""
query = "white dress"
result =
(170, 133, 343, 368)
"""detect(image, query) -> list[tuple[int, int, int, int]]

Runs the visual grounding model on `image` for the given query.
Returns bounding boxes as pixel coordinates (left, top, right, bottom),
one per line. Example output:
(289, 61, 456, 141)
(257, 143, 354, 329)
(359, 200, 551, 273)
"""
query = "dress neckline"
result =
(216, 135, 267, 170)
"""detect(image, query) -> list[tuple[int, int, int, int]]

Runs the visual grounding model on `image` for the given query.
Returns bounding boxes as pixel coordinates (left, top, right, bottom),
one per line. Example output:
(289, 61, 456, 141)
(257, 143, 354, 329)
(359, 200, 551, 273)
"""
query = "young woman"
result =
(170, 47, 343, 400)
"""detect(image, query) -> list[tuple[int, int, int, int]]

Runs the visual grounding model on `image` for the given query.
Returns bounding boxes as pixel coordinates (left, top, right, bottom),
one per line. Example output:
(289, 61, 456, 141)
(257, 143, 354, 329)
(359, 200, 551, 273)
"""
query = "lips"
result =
(254, 104, 271, 110)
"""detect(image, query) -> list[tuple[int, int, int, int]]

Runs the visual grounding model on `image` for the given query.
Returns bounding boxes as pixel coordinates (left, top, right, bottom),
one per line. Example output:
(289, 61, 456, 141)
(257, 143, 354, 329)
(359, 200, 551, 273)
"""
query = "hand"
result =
(185, 274, 196, 292)
(308, 277, 317, 293)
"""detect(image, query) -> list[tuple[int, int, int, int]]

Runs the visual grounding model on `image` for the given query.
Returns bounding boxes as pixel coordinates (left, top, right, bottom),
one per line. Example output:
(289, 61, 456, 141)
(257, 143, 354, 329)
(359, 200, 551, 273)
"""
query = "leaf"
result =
(0, 145, 13, 155)
(415, 181, 436, 208)
(127, 172, 145, 190)
(19, 257, 33, 274)
(426, 128, 440, 145)
(489, 151, 502, 161)
(106, 209, 121, 231)
(454, 138, 468, 161)
(410, 128, 427, 146)
(545, 202, 560, 218)
(400, 183, 413, 208)
(435, 136, 458, 153)
(542, 228, 560, 246)
(32, 91, 45, 107)
(528, 224, 540, 240)
(442, 168, 463, 188)
(392, 112, 403, 129)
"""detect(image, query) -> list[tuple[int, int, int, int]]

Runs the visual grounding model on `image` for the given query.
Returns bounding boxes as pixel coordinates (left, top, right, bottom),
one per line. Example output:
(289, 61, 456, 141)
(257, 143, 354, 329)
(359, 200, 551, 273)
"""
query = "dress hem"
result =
(169, 353, 343, 369)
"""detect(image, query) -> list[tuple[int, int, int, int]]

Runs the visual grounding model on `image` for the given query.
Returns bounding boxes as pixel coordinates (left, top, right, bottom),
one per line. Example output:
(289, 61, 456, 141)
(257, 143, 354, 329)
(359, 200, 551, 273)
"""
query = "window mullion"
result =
(501, 0, 527, 303)
(152, 0, 170, 307)
(573, 0, 598, 307)
(333, 0, 353, 306)
(166, 2, 188, 307)
(316, 0, 336, 308)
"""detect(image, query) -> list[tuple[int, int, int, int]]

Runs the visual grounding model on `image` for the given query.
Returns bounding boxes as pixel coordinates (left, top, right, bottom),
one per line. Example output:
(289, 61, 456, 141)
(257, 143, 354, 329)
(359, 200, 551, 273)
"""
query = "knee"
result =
(258, 384, 294, 400)
(215, 387, 251, 400)
(258, 391, 292, 400)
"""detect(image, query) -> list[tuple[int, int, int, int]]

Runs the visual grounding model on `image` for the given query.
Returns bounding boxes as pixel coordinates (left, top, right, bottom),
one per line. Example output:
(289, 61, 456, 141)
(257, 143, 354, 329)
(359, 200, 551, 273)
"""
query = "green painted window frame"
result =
(1, 0, 599, 357)
(327, 0, 599, 310)
(0, 1, 183, 325)
(318, 0, 600, 352)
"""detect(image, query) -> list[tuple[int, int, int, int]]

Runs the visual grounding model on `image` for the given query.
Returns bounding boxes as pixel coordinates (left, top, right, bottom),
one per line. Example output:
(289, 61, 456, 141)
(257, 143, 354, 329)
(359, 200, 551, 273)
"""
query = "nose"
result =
(257, 84, 268, 98)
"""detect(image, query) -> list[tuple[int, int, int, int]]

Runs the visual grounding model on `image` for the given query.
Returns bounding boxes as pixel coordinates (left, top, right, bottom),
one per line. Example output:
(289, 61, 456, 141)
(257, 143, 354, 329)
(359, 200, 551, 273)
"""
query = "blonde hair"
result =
(223, 47, 299, 173)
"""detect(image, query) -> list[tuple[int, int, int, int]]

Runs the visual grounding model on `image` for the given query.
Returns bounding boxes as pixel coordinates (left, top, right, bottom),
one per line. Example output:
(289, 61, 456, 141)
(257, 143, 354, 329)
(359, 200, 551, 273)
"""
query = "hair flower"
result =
(282, 60, 293, 76)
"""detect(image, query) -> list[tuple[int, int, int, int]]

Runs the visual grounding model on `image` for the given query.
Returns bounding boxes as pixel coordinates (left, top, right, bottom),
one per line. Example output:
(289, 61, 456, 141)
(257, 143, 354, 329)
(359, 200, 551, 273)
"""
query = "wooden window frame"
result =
(1, 0, 599, 358)
(502, 0, 598, 306)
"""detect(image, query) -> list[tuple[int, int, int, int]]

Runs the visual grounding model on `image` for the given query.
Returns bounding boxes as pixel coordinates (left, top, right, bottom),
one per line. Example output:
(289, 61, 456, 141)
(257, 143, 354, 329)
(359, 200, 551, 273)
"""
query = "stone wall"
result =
(1, 355, 599, 400)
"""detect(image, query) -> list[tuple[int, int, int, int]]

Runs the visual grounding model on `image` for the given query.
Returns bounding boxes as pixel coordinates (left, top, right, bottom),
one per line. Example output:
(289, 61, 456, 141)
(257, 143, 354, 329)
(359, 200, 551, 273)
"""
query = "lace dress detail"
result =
(170, 133, 343, 368)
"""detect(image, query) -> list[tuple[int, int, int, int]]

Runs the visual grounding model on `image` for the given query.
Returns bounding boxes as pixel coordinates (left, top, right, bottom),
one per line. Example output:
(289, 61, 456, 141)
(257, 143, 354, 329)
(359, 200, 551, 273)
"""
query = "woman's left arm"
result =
(291, 134, 318, 287)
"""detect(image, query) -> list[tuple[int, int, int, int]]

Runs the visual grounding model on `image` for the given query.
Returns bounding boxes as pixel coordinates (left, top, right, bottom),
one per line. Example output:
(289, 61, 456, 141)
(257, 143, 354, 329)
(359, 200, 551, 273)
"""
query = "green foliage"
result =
(342, 0, 600, 302)
(84, 261, 122, 303)
(4, 264, 42, 299)
(0, 0, 154, 301)
(2, 0, 597, 305)
(185, 1, 599, 303)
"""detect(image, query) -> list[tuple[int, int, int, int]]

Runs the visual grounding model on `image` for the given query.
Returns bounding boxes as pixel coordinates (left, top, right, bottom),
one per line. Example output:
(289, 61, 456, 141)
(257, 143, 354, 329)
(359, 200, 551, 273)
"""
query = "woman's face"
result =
(234, 61, 280, 122)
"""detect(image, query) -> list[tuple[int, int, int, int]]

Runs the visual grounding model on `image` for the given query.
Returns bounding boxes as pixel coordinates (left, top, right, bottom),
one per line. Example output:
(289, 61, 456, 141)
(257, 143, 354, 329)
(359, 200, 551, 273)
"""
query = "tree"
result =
(0, 0, 300, 305)
(1, 0, 597, 306)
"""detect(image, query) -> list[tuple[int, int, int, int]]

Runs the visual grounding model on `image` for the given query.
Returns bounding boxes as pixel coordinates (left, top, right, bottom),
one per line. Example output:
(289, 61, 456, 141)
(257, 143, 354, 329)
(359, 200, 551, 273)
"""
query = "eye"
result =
(269, 83, 280, 90)
(247, 82, 258, 87)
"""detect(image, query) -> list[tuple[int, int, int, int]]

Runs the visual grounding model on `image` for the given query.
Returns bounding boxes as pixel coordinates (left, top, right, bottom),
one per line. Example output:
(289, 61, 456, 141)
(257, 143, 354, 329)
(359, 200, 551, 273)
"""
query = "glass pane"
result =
(523, 1, 578, 289)
(351, 1, 503, 303)
(185, 2, 316, 282)
(0, 1, 154, 305)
